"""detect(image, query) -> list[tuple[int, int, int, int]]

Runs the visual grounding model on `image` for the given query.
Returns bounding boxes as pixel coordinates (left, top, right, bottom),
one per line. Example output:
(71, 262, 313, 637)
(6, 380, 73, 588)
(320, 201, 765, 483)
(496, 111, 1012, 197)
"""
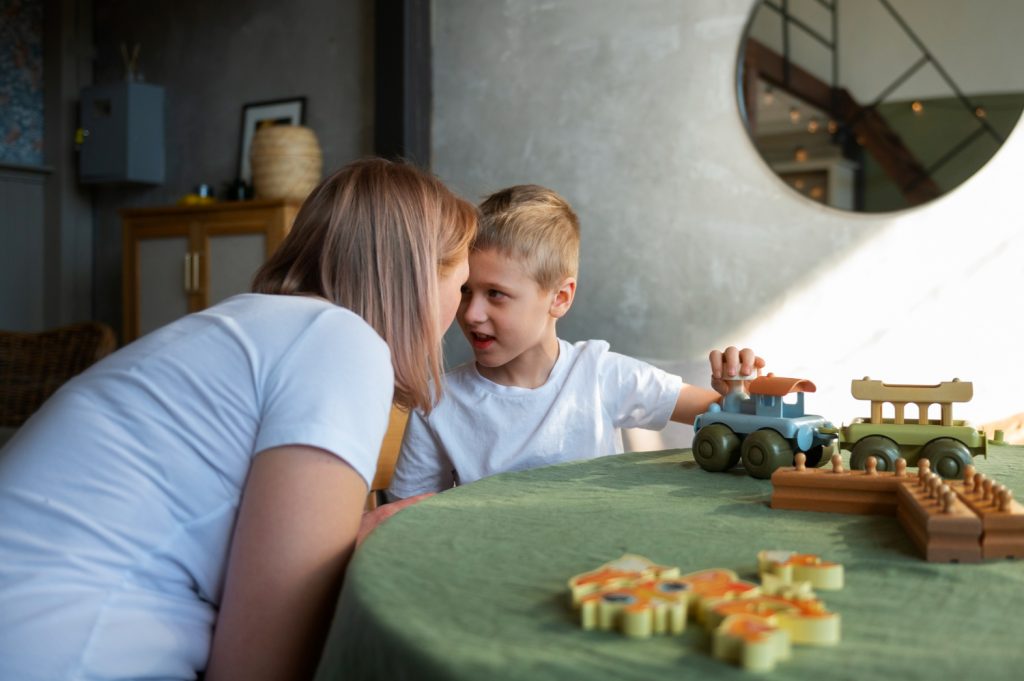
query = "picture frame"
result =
(237, 97, 307, 184)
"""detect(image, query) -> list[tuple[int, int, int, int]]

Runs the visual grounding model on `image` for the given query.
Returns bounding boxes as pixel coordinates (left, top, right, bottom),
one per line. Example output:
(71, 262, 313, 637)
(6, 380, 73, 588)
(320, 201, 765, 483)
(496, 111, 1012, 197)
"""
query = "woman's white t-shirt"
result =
(0, 294, 393, 681)
(388, 338, 682, 498)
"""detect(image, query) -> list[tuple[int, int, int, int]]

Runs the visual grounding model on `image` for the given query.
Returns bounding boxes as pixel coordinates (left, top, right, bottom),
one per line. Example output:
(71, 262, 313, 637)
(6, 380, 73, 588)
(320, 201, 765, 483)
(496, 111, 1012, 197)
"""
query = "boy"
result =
(387, 185, 760, 499)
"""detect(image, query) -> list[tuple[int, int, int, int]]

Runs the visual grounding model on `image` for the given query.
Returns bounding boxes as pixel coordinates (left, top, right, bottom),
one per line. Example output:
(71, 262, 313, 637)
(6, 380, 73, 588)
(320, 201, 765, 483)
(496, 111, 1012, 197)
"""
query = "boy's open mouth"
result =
(470, 332, 495, 350)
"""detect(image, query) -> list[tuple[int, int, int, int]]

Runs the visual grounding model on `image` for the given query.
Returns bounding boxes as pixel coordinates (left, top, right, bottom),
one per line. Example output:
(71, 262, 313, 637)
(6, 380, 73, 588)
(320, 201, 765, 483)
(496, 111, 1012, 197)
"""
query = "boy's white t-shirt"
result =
(0, 293, 393, 681)
(388, 338, 683, 498)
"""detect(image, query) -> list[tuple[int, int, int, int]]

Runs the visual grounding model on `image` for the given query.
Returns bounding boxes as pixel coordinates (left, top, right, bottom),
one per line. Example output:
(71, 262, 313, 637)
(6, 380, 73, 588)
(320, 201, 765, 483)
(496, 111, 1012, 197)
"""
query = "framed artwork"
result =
(237, 97, 306, 184)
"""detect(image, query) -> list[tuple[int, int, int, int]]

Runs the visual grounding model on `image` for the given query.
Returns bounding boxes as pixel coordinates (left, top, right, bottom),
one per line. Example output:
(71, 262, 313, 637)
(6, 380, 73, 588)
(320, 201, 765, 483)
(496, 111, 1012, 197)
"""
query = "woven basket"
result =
(250, 124, 323, 201)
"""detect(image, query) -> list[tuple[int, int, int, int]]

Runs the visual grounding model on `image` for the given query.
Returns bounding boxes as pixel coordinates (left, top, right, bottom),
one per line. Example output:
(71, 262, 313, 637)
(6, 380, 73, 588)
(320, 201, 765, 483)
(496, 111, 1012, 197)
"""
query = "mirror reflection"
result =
(738, 0, 1024, 212)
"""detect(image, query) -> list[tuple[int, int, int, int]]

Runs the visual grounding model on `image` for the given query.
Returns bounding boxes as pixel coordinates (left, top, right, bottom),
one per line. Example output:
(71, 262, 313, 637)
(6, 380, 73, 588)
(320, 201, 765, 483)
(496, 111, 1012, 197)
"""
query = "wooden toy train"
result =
(692, 375, 992, 480)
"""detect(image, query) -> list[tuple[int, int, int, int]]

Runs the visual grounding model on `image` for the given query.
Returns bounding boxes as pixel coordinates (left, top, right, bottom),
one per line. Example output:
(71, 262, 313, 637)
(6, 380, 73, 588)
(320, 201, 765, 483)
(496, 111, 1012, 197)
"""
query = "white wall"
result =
(432, 0, 1024, 433)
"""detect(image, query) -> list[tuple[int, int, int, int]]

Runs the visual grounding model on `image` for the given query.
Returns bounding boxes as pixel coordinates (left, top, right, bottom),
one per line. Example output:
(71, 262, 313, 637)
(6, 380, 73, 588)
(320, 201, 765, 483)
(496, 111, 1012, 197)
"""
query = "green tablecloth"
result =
(316, 445, 1024, 680)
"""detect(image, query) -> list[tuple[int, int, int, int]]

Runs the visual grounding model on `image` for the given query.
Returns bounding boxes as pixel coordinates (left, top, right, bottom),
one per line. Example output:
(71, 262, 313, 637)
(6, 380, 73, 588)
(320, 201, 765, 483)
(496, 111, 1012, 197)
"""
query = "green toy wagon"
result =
(839, 377, 987, 479)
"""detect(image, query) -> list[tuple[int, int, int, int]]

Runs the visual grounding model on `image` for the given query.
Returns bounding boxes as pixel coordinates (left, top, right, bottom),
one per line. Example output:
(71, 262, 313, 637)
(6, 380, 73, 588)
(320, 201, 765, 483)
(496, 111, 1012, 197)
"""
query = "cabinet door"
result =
(124, 220, 200, 342)
(205, 232, 267, 306)
(199, 206, 290, 307)
(137, 235, 193, 337)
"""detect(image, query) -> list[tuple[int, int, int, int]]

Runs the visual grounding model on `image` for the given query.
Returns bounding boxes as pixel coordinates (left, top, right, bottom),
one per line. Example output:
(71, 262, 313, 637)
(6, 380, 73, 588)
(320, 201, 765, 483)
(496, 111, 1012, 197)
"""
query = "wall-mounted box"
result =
(79, 82, 165, 185)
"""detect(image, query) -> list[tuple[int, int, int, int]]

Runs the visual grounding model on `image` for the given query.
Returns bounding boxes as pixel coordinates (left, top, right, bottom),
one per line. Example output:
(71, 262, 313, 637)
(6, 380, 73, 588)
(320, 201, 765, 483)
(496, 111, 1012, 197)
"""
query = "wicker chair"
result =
(0, 322, 117, 428)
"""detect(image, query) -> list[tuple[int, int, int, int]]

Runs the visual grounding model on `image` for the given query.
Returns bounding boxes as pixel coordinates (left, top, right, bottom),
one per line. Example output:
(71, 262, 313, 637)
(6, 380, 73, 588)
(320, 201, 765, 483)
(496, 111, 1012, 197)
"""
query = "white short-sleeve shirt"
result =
(0, 294, 393, 681)
(388, 339, 682, 498)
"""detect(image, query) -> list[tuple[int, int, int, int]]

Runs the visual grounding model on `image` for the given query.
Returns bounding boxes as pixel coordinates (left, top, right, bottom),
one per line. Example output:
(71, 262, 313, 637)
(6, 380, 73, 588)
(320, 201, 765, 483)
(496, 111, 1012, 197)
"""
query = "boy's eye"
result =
(487, 289, 506, 299)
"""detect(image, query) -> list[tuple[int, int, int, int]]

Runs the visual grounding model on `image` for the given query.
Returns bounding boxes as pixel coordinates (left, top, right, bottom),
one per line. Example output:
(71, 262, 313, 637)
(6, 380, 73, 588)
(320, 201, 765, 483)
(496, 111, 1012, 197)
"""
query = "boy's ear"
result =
(549, 277, 576, 319)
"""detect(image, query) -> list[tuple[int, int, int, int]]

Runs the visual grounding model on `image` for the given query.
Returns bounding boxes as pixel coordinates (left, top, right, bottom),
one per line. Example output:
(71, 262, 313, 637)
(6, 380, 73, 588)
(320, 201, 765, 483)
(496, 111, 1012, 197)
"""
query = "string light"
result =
(763, 86, 775, 106)
(794, 146, 808, 162)
(975, 106, 987, 119)
(827, 119, 838, 134)
(810, 186, 824, 200)
(807, 118, 821, 134)
(911, 100, 924, 115)
(789, 107, 802, 124)
(794, 179, 806, 190)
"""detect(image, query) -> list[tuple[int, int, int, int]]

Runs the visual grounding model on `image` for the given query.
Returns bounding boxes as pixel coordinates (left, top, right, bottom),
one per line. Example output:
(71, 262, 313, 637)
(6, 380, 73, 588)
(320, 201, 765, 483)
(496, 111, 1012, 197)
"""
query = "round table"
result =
(315, 445, 1024, 680)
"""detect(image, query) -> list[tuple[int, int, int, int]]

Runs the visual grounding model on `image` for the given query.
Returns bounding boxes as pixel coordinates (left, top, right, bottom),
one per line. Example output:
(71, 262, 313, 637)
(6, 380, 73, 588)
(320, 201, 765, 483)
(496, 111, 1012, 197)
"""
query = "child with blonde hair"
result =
(389, 184, 760, 498)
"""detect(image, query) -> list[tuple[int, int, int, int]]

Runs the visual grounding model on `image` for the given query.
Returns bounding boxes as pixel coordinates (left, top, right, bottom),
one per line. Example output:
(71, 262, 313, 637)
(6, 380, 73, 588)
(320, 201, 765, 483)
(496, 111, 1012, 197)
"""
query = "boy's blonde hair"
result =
(252, 158, 477, 413)
(477, 185, 579, 290)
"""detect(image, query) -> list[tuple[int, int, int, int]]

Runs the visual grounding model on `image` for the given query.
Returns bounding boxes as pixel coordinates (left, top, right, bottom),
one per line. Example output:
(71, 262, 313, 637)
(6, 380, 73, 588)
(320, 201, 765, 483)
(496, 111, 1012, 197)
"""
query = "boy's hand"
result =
(709, 347, 765, 396)
(357, 492, 434, 547)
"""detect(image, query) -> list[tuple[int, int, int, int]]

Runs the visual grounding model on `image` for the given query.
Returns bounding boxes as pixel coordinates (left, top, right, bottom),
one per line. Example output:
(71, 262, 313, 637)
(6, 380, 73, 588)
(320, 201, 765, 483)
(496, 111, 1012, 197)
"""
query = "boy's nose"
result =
(460, 294, 487, 324)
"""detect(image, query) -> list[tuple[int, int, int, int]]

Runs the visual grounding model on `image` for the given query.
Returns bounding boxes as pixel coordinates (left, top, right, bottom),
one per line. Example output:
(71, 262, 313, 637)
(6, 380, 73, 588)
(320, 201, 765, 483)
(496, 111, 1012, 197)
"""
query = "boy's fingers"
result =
(708, 349, 724, 378)
(357, 492, 435, 546)
(738, 347, 761, 376)
(723, 346, 740, 377)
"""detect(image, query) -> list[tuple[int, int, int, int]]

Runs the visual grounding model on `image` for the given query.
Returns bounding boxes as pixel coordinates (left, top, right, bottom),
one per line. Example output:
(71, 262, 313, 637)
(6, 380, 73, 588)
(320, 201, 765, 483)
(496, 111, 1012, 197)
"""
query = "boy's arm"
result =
(670, 347, 765, 425)
(386, 408, 455, 501)
(670, 384, 726, 425)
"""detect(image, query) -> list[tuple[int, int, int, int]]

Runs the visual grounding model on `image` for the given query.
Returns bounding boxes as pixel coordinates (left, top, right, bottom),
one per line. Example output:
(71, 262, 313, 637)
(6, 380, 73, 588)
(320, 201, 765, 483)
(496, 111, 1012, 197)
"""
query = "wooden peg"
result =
(993, 484, 1007, 507)
(941, 490, 956, 514)
(983, 479, 994, 501)
(794, 452, 806, 471)
(865, 456, 878, 476)
(895, 458, 907, 477)
(973, 473, 987, 495)
(999, 489, 1014, 512)
(963, 465, 975, 489)
(918, 459, 931, 480)
(831, 453, 844, 474)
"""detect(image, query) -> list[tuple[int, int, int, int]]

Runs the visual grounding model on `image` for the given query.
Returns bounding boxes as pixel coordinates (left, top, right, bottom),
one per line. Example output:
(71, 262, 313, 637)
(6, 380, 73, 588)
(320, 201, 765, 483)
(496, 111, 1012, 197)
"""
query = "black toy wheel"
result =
(921, 438, 973, 479)
(692, 424, 741, 472)
(740, 429, 793, 479)
(850, 436, 901, 472)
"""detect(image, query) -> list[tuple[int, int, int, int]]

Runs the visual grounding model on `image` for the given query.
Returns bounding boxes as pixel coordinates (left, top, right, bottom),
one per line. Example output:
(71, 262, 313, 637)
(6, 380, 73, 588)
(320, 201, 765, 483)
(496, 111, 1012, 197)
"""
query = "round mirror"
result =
(738, 0, 1024, 212)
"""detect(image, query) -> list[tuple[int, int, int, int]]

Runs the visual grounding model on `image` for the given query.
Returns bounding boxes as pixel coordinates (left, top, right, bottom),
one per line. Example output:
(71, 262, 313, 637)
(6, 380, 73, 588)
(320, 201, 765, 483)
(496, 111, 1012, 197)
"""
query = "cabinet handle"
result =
(191, 252, 201, 293)
(184, 253, 192, 292)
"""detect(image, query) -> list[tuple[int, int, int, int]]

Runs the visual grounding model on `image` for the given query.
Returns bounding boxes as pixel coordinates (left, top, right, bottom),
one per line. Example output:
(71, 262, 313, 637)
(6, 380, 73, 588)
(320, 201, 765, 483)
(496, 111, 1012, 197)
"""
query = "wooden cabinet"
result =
(121, 200, 300, 342)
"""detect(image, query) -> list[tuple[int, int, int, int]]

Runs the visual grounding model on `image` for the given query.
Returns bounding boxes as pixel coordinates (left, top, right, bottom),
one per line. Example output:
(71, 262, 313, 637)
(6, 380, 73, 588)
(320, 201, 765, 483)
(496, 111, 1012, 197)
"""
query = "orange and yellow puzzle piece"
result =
(757, 549, 844, 590)
(569, 554, 690, 637)
(713, 614, 792, 673)
(568, 552, 843, 672)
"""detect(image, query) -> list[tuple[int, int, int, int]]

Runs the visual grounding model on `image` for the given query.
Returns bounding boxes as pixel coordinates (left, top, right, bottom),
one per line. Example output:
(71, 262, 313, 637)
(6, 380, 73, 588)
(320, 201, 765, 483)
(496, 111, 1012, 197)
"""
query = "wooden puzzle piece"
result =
(568, 554, 679, 607)
(956, 467, 1024, 559)
(757, 550, 844, 591)
(705, 593, 841, 646)
(771, 455, 1024, 563)
(771, 453, 910, 515)
(712, 614, 792, 673)
(568, 553, 841, 672)
(578, 576, 692, 638)
(896, 468, 982, 563)
(675, 568, 760, 623)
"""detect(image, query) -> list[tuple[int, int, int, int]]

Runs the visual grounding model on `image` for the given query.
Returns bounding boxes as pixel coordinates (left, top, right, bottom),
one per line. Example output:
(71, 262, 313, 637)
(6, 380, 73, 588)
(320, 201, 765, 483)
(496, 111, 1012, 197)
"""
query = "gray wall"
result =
(0, 0, 94, 332)
(433, 0, 1024, 428)
(90, 0, 373, 337)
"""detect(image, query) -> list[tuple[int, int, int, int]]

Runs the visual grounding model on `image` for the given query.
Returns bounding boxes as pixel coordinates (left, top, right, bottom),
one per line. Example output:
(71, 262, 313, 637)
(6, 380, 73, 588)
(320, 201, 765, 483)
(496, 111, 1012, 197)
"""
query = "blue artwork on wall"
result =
(0, 0, 44, 167)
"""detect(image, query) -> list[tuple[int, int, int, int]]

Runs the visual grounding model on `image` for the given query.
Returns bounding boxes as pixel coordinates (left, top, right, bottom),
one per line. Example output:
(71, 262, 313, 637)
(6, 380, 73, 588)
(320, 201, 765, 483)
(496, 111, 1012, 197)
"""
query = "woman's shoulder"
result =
(213, 294, 386, 346)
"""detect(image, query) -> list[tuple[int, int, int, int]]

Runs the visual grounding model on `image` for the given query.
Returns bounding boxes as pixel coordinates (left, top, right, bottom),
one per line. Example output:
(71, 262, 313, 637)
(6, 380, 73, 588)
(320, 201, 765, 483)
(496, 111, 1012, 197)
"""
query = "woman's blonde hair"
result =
(252, 158, 477, 413)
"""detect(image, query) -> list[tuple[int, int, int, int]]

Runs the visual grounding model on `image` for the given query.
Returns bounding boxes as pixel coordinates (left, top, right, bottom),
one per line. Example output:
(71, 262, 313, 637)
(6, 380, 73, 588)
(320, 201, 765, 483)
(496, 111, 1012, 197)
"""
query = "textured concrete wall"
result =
(90, 0, 372, 336)
(432, 0, 1024, 427)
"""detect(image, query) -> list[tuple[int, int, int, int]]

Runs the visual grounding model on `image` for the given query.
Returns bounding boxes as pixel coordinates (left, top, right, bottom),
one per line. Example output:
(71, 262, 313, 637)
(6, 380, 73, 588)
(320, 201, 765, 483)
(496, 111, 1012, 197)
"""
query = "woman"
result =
(0, 158, 476, 681)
